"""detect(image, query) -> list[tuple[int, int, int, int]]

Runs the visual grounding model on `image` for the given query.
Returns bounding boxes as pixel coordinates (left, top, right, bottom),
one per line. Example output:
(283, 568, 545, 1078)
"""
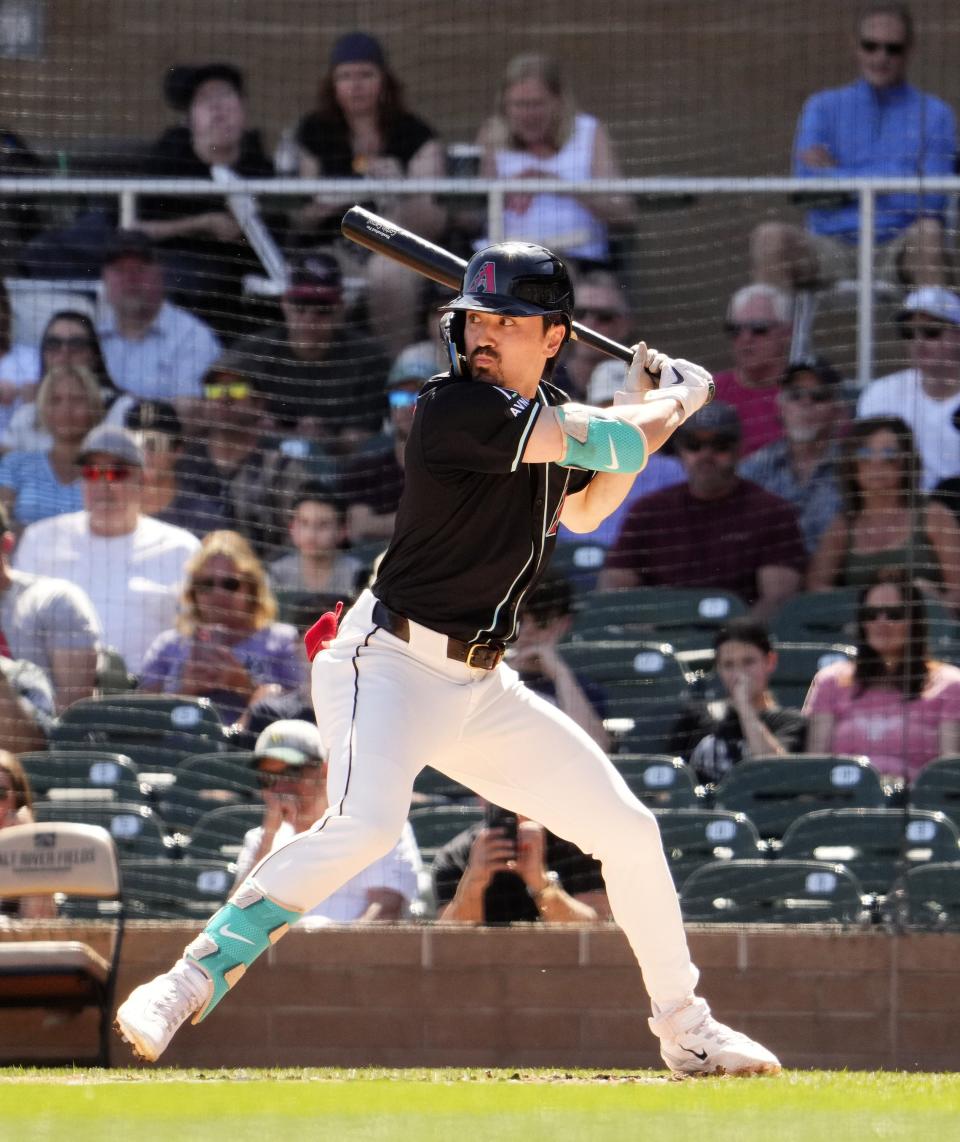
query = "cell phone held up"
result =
(485, 803, 518, 842)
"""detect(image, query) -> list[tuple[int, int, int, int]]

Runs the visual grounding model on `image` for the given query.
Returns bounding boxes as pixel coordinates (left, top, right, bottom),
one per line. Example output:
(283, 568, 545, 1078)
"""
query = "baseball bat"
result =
(340, 205, 634, 365)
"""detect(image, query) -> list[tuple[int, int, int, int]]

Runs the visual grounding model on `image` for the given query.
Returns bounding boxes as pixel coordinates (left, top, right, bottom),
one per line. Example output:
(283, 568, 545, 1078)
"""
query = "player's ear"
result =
(544, 320, 566, 359)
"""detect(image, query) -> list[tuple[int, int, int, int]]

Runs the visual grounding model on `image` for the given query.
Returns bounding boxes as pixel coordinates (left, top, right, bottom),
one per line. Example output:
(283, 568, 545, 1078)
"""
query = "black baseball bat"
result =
(340, 205, 634, 365)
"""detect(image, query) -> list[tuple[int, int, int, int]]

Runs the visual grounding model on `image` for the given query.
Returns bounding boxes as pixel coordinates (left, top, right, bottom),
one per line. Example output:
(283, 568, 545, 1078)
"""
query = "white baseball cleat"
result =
(114, 958, 212, 1062)
(650, 997, 782, 1077)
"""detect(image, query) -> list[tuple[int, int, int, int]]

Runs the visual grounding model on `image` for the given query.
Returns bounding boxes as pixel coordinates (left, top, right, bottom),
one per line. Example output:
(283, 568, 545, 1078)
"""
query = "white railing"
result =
(3, 173, 960, 386)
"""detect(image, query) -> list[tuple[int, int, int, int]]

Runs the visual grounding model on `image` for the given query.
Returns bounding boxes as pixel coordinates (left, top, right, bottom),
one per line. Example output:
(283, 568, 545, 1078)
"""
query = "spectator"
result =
(751, 3, 954, 291)
(600, 402, 806, 621)
(125, 400, 228, 537)
(0, 502, 99, 711)
(14, 425, 200, 675)
(669, 619, 807, 787)
(0, 364, 104, 529)
(556, 356, 684, 548)
(858, 287, 960, 490)
(433, 802, 608, 924)
(291, 31, 447, 354)
(139, 530, 306, 724)
(235, 252, 389, 451)
(96, 229, 221, 410)
(232, 719, 420, 925)
(738, 358, 845, 554)
(807, 415, 960, 612)
(0, 752, 56, 919)
(711, 285, 793, 457)
(804, 566, 960, 781)
(476, 52, 636, 269)
(0, 657, 54, 755)
(268, 483, 362, 597)
(0, 280, 42, 436)
(137, 62, 276, 338)
(561, 270, 633, 401)
(505, 571, 609, 751)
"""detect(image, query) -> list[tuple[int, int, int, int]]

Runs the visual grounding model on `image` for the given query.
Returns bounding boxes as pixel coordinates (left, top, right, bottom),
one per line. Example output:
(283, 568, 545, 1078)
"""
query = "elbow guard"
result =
(555, 404, 647, 474)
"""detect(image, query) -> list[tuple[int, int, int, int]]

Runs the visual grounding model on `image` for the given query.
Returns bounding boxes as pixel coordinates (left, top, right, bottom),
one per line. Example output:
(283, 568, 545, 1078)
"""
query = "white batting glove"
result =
(644, 356, 715, 421)
(624, 341, 669, 394)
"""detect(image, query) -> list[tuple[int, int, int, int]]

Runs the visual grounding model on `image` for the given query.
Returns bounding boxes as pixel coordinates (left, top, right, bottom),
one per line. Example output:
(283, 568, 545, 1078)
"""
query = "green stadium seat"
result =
(547, 540, 607, 596)
(121, 858, 234, 919)
(18, 750, 145, 805)
(612, 754, 703, 808)
(408, 804, 484, 861)
(769, 641, 855, 709)
(654, 808, 766, 886)
(712, 754, 888, 839)
(152, 752, 263, 835)
(909, 757, 960, 830)
(893, 862, 960, 930)
(769, 588, 861, 645)
(186, 804, 266, 862)
(779, 808, 960, 895)
(679, 858, 867, 924)
(568, 587, 746, 654)
(33, 800, 175, 861)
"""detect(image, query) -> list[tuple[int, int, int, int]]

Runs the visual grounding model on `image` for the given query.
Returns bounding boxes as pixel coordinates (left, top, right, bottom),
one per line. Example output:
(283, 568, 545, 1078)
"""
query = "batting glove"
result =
(624, 341, 669, 394)
(644, 357, 715, 421)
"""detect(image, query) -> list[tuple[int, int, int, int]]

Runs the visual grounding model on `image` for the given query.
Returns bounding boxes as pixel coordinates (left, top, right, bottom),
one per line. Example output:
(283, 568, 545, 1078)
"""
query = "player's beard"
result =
(469, 346, 502, 382)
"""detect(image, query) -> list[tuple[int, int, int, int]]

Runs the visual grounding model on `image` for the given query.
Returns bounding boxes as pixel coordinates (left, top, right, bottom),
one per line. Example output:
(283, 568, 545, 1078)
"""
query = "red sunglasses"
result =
(81, 464, 135, 483)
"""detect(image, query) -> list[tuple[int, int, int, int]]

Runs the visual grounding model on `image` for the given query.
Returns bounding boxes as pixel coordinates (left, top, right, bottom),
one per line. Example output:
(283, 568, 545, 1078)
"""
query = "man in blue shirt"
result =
(751, 3, 955, 291)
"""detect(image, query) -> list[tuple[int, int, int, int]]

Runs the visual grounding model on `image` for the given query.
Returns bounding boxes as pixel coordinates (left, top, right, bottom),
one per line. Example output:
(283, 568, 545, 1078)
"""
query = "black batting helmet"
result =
(439, 242, 574, 374)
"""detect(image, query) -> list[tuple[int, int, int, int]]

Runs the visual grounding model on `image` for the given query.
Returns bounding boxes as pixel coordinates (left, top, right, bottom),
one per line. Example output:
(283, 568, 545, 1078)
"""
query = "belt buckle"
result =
(466, 642, 503, 670)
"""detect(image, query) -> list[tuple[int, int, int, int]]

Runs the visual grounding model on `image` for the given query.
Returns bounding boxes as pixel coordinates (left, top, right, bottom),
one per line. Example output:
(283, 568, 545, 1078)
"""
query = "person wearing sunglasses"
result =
(232, 720, 420, 926)
(751, 3, 954, 293)
(807, 415, 960, 612)
(13, 424, 200, 676)
(857, 287, 960, 491)
(601, 401, 807, 623)
(738, 359, 846, 554)
(561, 270, 632, 402)
(139, 529, 306, 724)
(710, 285, 794, 458)
(804, 567, 960, 782)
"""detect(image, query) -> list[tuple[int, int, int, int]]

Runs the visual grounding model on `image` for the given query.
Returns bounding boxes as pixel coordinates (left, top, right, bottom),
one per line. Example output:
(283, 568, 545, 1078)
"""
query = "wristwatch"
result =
(528, 870, 561, 901)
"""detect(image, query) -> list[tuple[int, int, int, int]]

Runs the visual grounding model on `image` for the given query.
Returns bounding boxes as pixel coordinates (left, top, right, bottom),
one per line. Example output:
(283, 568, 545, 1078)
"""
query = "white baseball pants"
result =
(249, 589, 700, 1010)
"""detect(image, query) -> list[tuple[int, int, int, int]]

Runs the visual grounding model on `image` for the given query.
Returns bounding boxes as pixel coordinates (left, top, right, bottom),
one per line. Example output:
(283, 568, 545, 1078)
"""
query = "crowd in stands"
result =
(4, 5, 960, 927)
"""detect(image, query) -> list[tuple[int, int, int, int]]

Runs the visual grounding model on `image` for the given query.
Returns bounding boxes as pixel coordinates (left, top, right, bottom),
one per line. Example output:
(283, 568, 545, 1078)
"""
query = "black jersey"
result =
(373, 373, 592, 644)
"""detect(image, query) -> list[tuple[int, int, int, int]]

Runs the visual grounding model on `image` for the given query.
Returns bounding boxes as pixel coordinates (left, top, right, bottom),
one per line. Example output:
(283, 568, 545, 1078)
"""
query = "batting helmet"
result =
(439, 242, 574, 374)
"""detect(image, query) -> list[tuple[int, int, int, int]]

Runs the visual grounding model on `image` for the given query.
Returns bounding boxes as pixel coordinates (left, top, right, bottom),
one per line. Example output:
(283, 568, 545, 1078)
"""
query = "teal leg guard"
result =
(184, 881, 303, 1022)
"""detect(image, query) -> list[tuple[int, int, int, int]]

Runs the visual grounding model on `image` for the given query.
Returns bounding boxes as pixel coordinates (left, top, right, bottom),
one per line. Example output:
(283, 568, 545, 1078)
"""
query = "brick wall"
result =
(3, 923, 956, 1070)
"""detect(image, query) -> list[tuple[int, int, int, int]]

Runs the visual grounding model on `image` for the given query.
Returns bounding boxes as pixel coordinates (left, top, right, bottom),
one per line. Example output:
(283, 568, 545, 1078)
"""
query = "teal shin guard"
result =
(184, 881, 303, 1022)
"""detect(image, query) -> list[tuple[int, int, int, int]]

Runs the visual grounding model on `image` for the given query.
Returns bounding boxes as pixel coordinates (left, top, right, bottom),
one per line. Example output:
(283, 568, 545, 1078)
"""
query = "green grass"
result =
(2, 1068, 958, 1142)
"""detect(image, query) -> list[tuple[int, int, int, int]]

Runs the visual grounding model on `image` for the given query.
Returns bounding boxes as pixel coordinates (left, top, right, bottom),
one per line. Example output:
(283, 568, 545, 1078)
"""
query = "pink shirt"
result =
(711, 370, 783, 457)
(803, 659, 960, 781)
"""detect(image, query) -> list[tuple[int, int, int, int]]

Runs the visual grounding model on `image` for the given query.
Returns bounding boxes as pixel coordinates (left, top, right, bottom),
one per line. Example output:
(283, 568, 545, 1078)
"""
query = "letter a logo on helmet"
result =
(467, 261, 496, 295)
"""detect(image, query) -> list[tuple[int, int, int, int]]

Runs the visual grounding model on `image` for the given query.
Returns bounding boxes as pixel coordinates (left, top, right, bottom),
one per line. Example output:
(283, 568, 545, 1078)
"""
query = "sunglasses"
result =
(204, 382, 251, 401)
(724, 321, 774, 337)
(574, 308, 624, 324)
(860, 38, 906, 56)
(388, 389, 418, 409)
(43, 335, 94, 352)
(193, 575, 245, 593)
(81, 464, 135, 482)
(782, 387, 833, 405)
(679, 435, 737, 453)
(901, 325, 946, 341)
(855, 446, 900, 462)
(862, 604, 907, 622)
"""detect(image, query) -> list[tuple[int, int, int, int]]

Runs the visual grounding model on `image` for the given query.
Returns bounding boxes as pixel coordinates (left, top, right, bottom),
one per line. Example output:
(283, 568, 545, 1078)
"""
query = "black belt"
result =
(372, 600, 506, 671)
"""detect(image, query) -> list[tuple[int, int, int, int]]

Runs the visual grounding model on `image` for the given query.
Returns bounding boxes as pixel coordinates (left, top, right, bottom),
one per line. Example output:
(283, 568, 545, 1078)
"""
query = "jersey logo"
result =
(467, 261, 496, 294)
(506, 394, 531, 418)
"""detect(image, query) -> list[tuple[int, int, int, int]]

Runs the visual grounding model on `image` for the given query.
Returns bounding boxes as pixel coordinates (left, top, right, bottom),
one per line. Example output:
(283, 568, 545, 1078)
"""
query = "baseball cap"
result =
(253, 719, 325, 767)
(780, 357, 843, 389)
(587, 359, 627, 406)
(330, 32, 386, 70)
(164, 62, 244, 112)
(125, 400, 183, 439)
(897, 286, 960, 327)
(77, 424, 145, 468)
(387, 342, 441, 388)
(102, 229, 156, 268)
(202, 349, 257, 391)
(285, 253, 343, 305)
(676, 400, 742, 440)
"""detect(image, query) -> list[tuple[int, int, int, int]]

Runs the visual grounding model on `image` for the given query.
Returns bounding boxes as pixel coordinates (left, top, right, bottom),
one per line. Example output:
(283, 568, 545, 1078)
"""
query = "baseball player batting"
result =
(116, 240, 781, 1077)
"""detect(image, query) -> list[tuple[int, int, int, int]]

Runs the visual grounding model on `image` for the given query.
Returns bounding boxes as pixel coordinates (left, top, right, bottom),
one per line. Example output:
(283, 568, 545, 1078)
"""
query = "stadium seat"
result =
(412, 766, 474, 804)
(121, 858, 234, 920)
(186, 804, 266, 862)
(779, 808, 960, 896)
(654, 808, 766, 887)
(18, 750, 145, 805)
(909, 757, 960, 830)
(0, 822, 124, 1066)
(679, 858, 867, 924)
(152, 753, 263, 836)
(547, 540, 607, 597)
(769, 588, 861, 645)
(769, 641, 856, 709)
(893, 862, 960, 930)
(712, 754, 888, 839)
(408, 804, 485, 861)
(51, 694, 230, 776)
(557, 640, 693, 755)
(612, 754, 703, 809)
(33, 800, 175, 862)
(275, 589, 343, 635)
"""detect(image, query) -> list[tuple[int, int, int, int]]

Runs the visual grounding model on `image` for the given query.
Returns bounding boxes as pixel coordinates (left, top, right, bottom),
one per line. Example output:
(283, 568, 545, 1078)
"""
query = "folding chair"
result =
(187, 804, 266, 862)
(408, 804, 485, 862)
(893, 862, 960, 930)
(779, 808, 960, 895)
(712, 754, 888, 839)
(679, 858, 867, 924)
(19, 750, 144, 805)
(0, 822, 124, 1066)
(654, 808, 766, 887)
(612, 754, 703, 809)
(121, 858, 234, 920)
(33, 800, 175, 862)
(909, 757, 960, 830)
